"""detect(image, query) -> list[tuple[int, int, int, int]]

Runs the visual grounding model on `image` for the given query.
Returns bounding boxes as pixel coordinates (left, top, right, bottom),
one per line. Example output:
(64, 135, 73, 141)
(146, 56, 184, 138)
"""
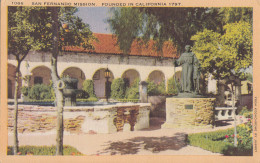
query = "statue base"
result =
(161, 97, 215, 129)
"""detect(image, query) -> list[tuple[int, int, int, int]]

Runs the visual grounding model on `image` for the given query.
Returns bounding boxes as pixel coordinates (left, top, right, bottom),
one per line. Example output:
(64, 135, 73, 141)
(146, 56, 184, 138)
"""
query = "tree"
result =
(8, 7, 39, 155)
(218, 7, 252, 25)
(44, 7, 95, 155)
(191, 21, 252, 105)
(107, 7, 221, 54)
(191, 21, 252, 79)
(8, 6, 95, 155)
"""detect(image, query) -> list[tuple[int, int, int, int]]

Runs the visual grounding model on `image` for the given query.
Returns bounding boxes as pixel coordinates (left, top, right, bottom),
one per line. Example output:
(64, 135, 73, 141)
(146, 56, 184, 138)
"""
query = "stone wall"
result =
(8, 103, 150, 134)
(162, 98, 215, 129)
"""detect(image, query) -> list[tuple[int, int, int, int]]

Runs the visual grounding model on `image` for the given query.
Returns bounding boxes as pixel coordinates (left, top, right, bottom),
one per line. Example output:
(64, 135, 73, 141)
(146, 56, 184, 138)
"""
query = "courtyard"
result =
(8, 116, 249, 156)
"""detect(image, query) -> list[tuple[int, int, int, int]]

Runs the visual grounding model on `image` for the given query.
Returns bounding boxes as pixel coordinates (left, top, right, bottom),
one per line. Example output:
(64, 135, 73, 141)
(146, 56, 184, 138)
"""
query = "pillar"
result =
(139, 81, 148, 103)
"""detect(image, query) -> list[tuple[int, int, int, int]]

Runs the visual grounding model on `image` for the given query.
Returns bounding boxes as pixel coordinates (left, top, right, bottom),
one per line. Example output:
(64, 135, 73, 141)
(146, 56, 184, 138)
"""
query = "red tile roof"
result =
(64, 33, 179, 58)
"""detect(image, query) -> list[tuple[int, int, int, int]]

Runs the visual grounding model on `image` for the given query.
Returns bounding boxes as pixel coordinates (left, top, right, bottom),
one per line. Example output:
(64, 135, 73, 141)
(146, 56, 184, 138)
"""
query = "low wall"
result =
(8, 103, 150, 134)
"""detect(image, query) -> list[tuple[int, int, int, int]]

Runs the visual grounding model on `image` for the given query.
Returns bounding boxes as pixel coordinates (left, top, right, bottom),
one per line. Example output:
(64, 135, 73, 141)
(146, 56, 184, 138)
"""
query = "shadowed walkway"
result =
(97, 132, 187, 155)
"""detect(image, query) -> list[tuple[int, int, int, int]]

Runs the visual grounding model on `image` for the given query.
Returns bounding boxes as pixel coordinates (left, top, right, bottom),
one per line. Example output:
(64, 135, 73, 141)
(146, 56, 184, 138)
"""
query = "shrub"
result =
(7, 145, 83, 155)
(28, 84, 53, 100)
(147, 80, 158, 95)
(111, 78, 126, 99)
(125, 78, 140, 99)
(243, 112, 253, 118)
(82, 80, 96, 98)
(21, 86, 30, 96)
(239, 106, 250, 115)
(147, 80, 166, 96)
(157, 80, 166, 95)
(167, 77, 180, 95)
(239, 106, 252, 118)
(77, 97, 98, 102)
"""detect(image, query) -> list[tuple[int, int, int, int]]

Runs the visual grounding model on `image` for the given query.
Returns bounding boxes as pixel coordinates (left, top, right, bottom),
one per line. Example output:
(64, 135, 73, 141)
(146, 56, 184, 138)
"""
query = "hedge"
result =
(111, 78, 126, 99)
(125, 78, 140, 99)
(117, 99, 140, 103)
(28, 84, 54, 100)
(82, 80, 96, 98)
(147, 80, 166, 96)
(167, 77, 180, 95)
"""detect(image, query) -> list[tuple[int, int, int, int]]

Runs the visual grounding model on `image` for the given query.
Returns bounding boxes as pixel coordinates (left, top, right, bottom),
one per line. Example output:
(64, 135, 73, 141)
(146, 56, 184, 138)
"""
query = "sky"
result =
(76, 7, 112, 34)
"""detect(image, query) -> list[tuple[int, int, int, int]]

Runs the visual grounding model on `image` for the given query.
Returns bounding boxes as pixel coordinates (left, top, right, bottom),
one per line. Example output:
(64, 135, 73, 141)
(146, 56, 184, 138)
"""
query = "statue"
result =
(193, 56, 200, 94)
(174, 45, 199, 93)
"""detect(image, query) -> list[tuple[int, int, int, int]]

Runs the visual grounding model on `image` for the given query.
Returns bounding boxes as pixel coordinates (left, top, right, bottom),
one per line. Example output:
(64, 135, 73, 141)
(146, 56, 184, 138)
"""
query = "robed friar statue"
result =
(174, 45, 200, 94)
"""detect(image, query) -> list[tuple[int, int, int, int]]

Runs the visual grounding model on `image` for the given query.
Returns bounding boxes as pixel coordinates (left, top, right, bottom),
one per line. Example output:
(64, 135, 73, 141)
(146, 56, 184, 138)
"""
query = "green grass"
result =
(8, 145, 83, 156)
(187, 127, 253, 156)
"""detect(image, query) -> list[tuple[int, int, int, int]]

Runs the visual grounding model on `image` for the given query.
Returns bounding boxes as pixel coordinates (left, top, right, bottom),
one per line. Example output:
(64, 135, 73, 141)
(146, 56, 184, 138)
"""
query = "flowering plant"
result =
(224, 119, 253, 149)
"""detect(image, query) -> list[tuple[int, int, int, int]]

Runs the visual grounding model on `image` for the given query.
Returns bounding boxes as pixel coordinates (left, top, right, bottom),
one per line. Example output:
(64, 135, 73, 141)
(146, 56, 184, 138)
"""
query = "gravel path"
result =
(8, 117, 245, 156)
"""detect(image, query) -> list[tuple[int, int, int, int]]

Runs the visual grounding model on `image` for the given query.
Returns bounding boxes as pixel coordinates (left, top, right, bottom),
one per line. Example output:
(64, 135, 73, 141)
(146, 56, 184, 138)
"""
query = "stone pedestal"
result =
(161, 97, 215, 129)
(139, 81, 148, 103)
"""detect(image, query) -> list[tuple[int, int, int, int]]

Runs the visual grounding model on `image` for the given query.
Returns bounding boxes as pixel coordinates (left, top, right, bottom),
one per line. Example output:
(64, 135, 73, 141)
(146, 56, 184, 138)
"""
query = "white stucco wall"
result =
(8, 51, 182, 98)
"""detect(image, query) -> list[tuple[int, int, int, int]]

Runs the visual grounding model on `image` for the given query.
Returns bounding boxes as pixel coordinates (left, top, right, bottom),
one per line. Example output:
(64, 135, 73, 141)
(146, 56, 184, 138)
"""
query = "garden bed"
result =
(187, 118, 253, 156)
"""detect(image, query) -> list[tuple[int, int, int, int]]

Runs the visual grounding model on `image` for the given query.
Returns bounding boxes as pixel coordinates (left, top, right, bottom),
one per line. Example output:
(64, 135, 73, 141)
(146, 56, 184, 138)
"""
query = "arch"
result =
(121, 69, 140, 87)
(62, 67, 86, 89)
(92, 68, 114, 98)
(148, 70, 165, 85)
(30, 66, 52, 86)
(8, 64, 22, 99)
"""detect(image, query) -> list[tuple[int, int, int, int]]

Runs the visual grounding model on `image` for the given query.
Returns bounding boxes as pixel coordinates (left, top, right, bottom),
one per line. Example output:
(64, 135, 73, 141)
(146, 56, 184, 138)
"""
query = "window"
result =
(34, 76, 43, 84)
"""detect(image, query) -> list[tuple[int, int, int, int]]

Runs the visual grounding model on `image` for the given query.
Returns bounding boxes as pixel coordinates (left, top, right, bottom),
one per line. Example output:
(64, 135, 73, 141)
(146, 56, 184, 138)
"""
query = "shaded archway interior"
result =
(62, 67, 86, 89)
(92, 68, 114, 98)
(30, 66, 52, 86)
(148, 70, 165, 85)
(122, 69, 140, 87)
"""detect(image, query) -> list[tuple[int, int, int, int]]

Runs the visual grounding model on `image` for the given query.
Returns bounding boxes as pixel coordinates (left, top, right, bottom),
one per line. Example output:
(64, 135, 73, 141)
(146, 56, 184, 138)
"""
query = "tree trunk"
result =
(51, 7, 64, 155)
(216, 79, 227, 107)
(13, 61, 20, 155)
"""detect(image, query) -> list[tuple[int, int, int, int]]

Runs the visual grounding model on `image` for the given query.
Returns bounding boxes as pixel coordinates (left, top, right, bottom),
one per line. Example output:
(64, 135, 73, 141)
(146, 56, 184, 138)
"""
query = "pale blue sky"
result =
(76, 7, 112, 34)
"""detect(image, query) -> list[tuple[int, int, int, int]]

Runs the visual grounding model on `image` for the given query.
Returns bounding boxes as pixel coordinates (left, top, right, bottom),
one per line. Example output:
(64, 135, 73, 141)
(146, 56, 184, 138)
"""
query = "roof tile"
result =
(64, 33, 178, 58)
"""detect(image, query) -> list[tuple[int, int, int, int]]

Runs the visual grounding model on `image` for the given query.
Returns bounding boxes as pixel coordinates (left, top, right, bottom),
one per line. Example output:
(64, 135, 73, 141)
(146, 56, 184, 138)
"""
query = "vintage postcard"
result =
(0, 0, 260, 162)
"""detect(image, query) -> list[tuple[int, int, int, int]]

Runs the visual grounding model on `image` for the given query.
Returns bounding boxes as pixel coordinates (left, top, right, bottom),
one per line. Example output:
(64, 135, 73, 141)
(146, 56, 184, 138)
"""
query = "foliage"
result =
(108, 7, 222, 53)
(7, 145, 83, 155)
(191, 21, 252, 79)
(125, 78, 140, 99)
(245, 73, 253, 82)
(239, 106, 251, 116)
(117, 99, 140, 103)
(28, 84, 53, 100)
(21, 86, 30, 96)
(188, 121, 253, 155)
(167, 77, 181, 95)
(76, 97, 98, 102)
(147, 80, 166, 96)
(111, 78, 126, 99)
(157, 81, 166, 95)
(218, 8, 252, 25)
(8, 6, 95, 155)
(82, 80, 96, 98)
(243, 112, 253, 119)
